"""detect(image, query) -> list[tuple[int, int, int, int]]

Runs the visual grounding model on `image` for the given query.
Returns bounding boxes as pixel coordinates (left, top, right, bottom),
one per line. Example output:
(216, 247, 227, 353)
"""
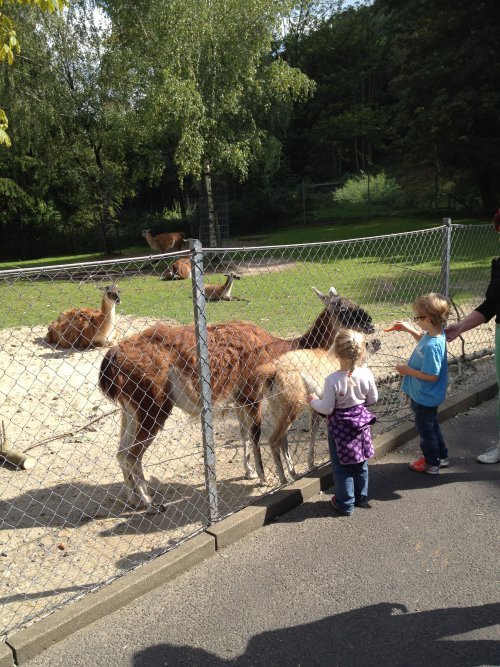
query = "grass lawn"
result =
(0, 217, 495, 334)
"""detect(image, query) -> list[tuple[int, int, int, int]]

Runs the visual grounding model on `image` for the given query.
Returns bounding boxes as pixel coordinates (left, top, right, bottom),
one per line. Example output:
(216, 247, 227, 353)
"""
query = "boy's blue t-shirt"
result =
(402, 332, 448, 407)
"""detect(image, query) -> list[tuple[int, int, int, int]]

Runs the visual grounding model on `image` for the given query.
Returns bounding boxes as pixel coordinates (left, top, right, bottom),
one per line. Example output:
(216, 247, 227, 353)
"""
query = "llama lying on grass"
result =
(98, 286, 376, 511)
(204, 273, 241, 301)
(46, 285, 121, 349)
(161, 256, 191, 280)
(258, 337, 381, 484)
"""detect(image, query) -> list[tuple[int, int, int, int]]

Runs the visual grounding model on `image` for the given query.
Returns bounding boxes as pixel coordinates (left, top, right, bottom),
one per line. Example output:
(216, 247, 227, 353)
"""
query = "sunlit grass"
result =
(1, 217, 495, 333)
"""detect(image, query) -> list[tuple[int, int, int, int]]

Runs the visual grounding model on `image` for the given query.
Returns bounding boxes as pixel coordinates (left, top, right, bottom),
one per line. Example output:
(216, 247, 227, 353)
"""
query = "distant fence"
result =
(0, 220, 496, 638)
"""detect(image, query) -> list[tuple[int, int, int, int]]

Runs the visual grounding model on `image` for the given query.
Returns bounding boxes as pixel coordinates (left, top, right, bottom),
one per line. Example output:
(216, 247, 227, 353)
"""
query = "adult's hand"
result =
(444, 322, 463, 342)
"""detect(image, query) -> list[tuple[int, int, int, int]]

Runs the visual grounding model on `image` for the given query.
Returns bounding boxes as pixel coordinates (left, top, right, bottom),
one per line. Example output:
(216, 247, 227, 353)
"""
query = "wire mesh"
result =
(0, 223, 497, 638)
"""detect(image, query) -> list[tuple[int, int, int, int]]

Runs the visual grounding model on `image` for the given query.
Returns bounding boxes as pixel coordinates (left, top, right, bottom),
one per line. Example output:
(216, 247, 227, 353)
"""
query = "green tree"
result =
(105, 0, 315, 245)
(0, 0, 67, 146)
(0, 0, 133, 256)
(283, 5, 391, 181)
(374, 0, 500, 211)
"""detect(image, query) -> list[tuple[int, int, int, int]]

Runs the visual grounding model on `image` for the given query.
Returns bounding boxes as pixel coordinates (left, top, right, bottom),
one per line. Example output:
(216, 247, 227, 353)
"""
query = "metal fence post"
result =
(189, 238, 220, 523)
(441, 217, 452, 297)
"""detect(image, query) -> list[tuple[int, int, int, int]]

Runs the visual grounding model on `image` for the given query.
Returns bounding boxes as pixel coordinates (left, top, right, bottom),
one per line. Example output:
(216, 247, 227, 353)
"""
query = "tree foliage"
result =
(0, 0, 67, 145)
(103, 0, 315, 183)
(1, 0, 499, 259)
(373, 0, 500, 210)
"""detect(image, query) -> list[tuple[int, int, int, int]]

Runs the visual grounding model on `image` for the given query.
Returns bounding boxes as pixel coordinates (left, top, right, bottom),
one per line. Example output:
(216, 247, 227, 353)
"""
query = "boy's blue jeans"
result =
(328, 430, 368, 515)
(410, 399, 448, 466)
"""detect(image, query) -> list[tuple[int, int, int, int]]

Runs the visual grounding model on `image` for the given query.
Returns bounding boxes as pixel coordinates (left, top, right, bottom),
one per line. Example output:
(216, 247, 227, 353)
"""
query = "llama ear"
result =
(312, 286, 338, 304)
(329, 286, 338, 296)
(312, 286, 326, 300)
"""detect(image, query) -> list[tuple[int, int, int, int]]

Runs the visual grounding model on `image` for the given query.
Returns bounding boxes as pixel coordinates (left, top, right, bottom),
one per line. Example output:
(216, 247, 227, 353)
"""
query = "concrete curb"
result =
(0, 642, 11, 667)
(3, 379, 497, 665)
(5, 534, 215, 666)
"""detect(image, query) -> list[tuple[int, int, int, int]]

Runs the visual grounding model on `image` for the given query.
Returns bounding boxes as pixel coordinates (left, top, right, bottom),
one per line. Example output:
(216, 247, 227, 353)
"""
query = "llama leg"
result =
(308, 409, 320, 471)
(117, 407, 143, 507)
(117, 405, 158, 510)
(280, 434, 298, 480)
(269, 436, 288, 485)
(269, 406, 299, 483)
(246, 403, 267, 485)
(127, 431, 160, 513)
(237, 407, 258, 480)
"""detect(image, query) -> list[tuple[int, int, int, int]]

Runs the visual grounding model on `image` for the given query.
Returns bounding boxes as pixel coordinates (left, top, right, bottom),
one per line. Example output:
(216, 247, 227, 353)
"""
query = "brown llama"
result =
(46, 285, 121, 349)
(161, 256, 192, 281)
(258, 337, 381, 483)
(98, 286, 377, 510)
(204, 273, 241, 301)
(142, 229, 187, 253)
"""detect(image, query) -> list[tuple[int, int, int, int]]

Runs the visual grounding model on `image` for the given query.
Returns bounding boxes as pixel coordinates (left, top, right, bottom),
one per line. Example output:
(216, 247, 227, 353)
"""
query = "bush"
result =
(333, 172, 405, 207)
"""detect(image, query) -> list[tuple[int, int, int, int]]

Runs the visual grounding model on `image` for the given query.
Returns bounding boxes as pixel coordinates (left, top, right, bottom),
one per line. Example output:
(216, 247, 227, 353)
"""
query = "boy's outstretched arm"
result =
(385, 320, 423, 341)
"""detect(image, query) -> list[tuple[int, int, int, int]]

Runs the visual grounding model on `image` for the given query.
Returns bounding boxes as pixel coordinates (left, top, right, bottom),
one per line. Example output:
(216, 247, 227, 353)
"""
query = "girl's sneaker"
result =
(409, 458, 439, 474)
(330, 496, 352, 516)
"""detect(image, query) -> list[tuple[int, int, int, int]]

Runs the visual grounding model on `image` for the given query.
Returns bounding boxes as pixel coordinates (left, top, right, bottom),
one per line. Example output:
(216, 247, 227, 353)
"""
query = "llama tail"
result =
(98, 348, 121, 401)
(255, 363, 278, 391)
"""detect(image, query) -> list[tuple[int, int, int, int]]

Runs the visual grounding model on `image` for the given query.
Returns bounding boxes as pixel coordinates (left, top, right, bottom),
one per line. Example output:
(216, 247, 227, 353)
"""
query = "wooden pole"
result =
(0, 421, 36, 470)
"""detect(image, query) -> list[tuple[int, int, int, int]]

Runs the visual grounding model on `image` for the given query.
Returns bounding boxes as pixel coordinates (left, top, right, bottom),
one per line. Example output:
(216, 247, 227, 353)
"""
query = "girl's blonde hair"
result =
(413, 293, 450, 327)
(334, 329, 366, 384)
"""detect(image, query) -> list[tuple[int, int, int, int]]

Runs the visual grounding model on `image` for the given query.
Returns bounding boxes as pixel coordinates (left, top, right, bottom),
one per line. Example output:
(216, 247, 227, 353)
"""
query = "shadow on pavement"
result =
(133, 601, 500, 666)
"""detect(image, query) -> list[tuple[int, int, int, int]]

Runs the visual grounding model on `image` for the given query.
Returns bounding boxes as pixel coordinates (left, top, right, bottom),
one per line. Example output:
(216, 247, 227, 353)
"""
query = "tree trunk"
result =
(100, 195, 114, 256)
(478, 170, 499, 213)
(203, 159, 218, 247)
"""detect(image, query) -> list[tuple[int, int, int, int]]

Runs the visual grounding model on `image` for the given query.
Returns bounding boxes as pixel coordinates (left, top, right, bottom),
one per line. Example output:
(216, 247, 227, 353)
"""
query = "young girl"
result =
(308, 329, 378, 516)
(388, 292, 450, 474)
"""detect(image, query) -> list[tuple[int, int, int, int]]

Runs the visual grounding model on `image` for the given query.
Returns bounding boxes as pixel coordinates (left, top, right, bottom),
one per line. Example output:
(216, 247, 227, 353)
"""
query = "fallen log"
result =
(0, 420, 36, 470)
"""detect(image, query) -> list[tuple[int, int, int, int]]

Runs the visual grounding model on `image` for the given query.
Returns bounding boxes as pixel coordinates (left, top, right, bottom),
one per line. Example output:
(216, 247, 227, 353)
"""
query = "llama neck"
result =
(291, 311, 337, 350)
(145, 233, 157, 251)
(101, 297, 116, 324)
(222, 278, 234, 298)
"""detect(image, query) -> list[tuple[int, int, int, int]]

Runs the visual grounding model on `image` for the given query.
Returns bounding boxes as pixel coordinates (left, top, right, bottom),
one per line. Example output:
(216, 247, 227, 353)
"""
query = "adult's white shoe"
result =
(477, 446, 500, 464)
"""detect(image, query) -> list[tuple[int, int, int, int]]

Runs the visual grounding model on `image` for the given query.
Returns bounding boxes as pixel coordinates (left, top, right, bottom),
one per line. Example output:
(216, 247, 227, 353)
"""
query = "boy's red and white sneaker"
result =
(411, 455, 449, 469)
(409, 458, 439, 474)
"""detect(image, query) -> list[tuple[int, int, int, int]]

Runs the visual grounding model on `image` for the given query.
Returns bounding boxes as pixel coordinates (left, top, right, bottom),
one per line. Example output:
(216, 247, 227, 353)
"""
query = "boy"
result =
(389, 293, 450, 474)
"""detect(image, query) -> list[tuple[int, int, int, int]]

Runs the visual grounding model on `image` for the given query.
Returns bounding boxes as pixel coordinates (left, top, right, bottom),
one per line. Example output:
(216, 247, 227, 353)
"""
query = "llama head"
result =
(312, 286, 375, 335)
(224, 273, 241, 280)
(141, 229, 150, 237)
(99, 284, 121, 305)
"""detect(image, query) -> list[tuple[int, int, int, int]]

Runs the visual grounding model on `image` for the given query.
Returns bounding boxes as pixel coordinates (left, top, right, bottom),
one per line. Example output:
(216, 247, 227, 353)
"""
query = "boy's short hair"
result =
(413, 293, 450, 327)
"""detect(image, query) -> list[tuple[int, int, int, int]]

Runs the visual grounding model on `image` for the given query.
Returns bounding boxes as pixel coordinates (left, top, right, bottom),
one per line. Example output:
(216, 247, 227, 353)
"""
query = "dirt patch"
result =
(0, 315, 330, 636)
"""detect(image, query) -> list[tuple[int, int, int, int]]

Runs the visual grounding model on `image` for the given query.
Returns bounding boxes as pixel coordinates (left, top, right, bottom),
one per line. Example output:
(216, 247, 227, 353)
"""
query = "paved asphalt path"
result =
(25, 399, 499, 667)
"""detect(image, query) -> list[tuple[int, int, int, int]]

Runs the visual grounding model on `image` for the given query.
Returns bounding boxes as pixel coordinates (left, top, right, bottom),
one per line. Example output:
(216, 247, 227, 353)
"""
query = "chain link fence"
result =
(0, 221, 496, 637)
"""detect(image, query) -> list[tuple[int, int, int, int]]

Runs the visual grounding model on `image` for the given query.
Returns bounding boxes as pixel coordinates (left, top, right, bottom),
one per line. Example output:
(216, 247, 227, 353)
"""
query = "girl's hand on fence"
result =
(307, 393, 318, 403)
(395, 364, 410, 376)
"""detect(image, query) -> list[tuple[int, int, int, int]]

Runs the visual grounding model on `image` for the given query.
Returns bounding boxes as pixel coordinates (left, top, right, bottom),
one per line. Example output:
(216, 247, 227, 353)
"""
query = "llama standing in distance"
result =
(98, 286, 377, 511)
(204, 273, 241, 301)
(258, 337, 381, 483)
(142, 229, 187, 253)
(46, 285, 121, 349)
(161, 256, 192, 281)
